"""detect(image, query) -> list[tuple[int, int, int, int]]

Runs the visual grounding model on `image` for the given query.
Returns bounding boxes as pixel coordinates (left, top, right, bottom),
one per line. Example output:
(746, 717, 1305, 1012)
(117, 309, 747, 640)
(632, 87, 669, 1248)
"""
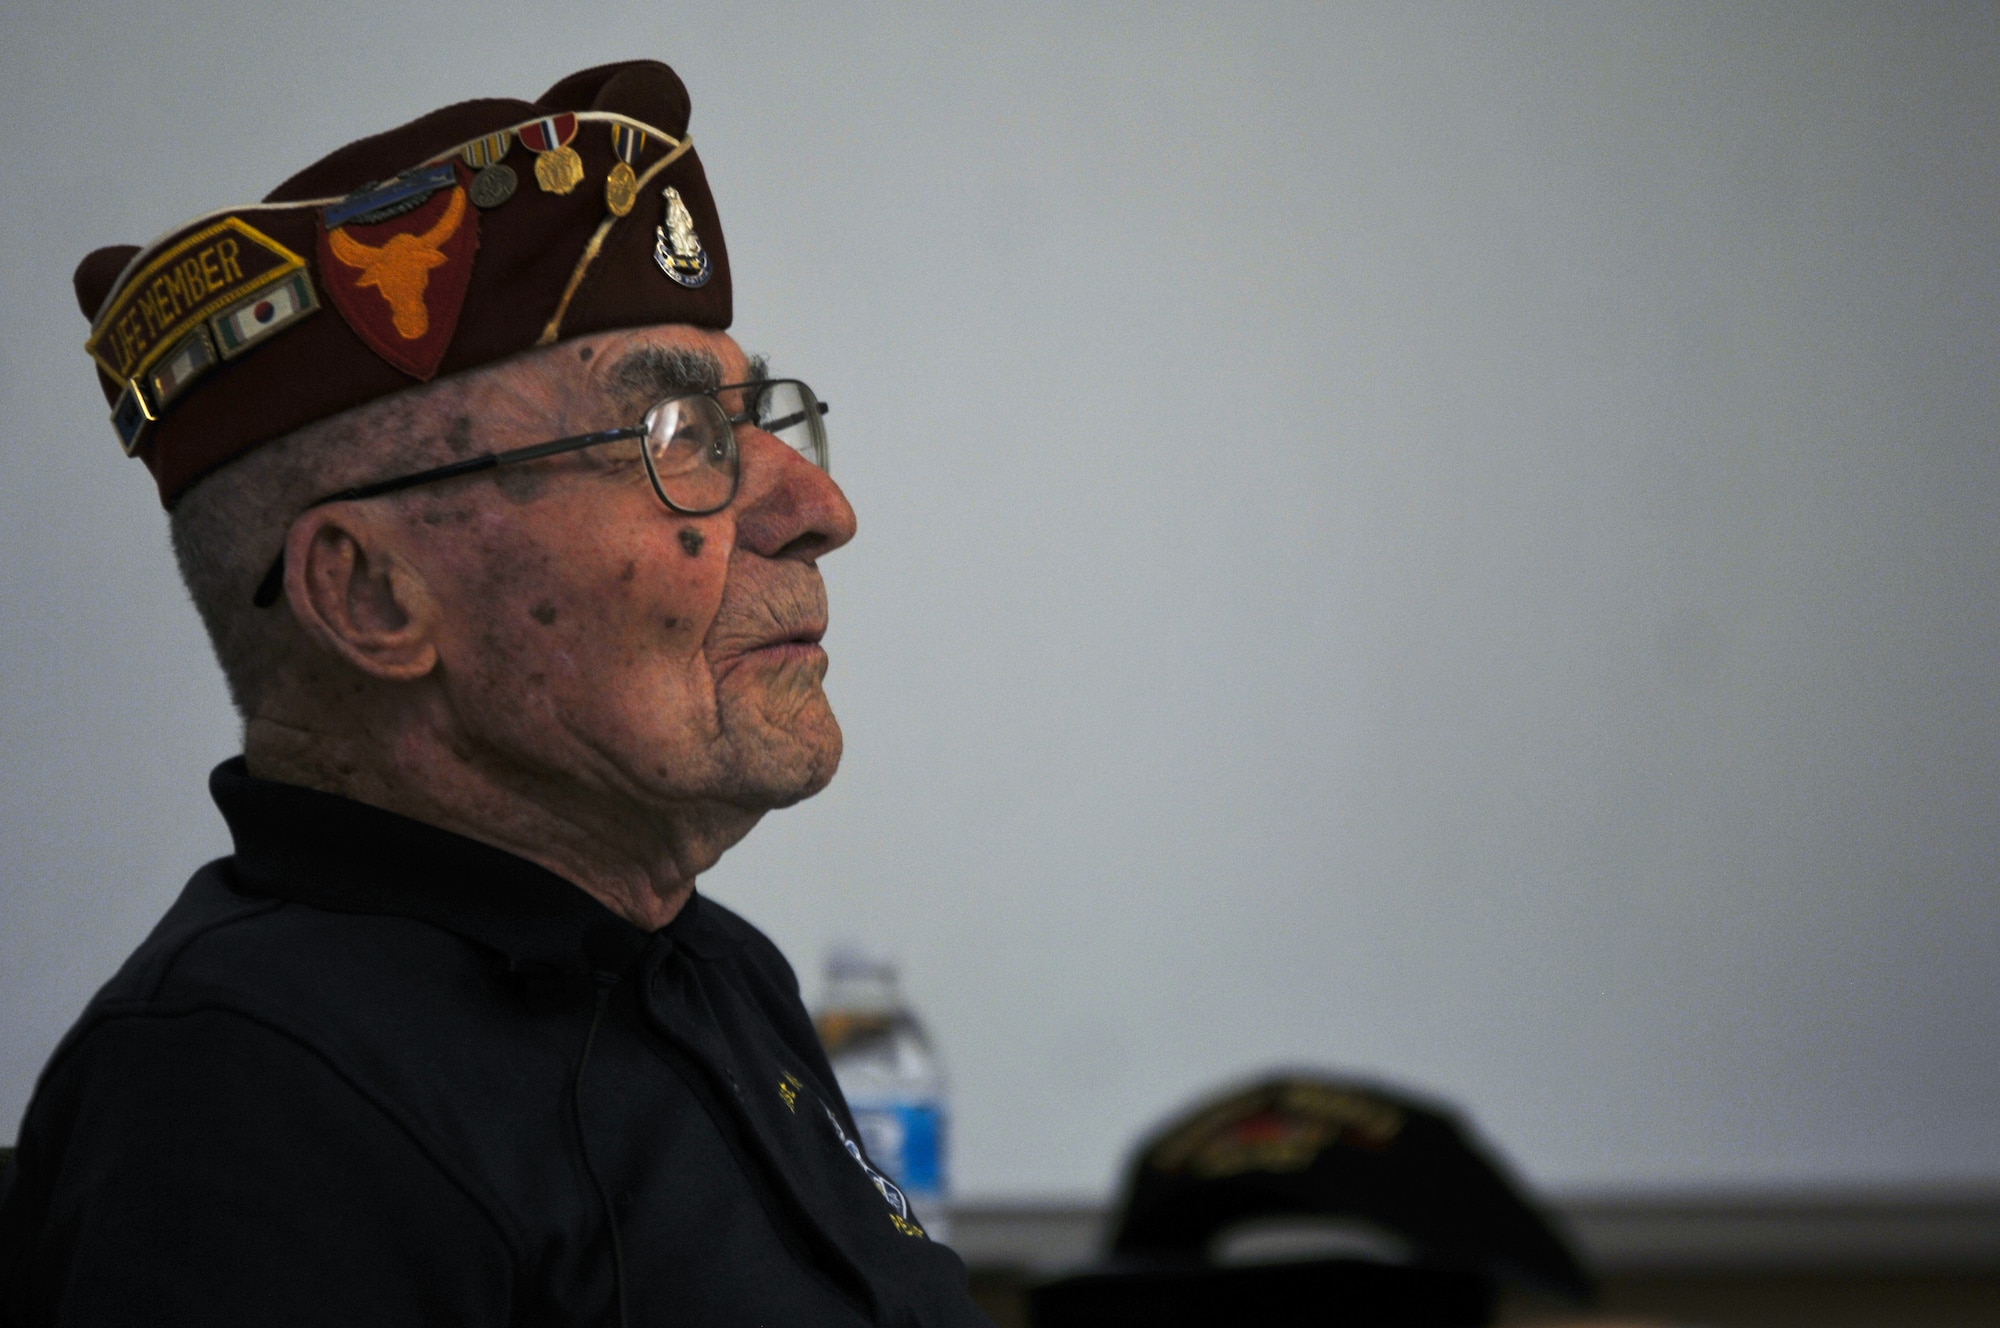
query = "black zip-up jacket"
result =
(0, 760, 990, 1327)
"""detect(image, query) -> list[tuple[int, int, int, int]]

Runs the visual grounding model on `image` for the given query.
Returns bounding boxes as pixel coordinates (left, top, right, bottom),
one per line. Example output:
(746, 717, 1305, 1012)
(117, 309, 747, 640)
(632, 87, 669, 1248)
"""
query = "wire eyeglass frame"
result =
(249, 378, 828, 608)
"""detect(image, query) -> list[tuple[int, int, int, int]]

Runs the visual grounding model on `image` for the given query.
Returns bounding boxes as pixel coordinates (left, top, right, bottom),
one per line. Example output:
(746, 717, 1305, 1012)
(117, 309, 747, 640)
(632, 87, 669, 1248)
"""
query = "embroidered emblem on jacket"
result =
(822, 1104, 927, 1238)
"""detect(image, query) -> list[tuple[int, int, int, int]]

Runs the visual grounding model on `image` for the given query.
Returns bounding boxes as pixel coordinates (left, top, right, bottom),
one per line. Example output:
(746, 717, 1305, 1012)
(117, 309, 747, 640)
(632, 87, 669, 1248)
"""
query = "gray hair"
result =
(167, 379, 475, 718)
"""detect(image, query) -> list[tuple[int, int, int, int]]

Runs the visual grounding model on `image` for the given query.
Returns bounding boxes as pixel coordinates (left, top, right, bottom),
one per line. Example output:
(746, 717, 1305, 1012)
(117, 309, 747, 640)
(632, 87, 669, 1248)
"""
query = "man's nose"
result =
(729, 427, 857, 562)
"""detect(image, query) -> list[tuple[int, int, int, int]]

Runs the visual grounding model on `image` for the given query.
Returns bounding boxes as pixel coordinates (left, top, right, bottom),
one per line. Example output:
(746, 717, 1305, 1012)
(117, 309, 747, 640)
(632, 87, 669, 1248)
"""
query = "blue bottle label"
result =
(851, 1101, 946, 1196)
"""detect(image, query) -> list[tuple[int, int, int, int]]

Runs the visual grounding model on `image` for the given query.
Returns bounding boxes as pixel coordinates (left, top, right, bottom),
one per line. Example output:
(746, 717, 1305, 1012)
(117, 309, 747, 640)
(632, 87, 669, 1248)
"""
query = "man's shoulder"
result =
(43, 858, 567, 1143)
(78, 859, 491, 1030)
(87, 858, 283, 1009)
(2, 904, 524, 1316)
(21, 857, 589, 1247)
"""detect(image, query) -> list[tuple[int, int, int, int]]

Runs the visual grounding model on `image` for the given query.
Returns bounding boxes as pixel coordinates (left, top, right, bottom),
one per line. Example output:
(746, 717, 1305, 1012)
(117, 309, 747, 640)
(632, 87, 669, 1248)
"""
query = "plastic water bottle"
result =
(815, 945, 951, 1243)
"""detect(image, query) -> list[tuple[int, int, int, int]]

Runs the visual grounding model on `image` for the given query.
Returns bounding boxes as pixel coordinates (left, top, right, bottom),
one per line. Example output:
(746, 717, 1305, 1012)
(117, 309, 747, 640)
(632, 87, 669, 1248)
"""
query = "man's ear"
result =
(282, 507, 442, 682)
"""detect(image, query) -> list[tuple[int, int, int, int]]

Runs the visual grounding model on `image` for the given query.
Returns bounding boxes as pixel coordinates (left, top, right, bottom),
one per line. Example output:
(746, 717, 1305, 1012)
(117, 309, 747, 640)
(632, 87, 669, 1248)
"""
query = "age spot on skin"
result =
(441, 415, 475, 458)
(494, 465, 550, 505)
(678, 528, 705, 557)
(578, 346, 594, 362)
(620, 560, 638, 582)
(530, 602, 560, 626)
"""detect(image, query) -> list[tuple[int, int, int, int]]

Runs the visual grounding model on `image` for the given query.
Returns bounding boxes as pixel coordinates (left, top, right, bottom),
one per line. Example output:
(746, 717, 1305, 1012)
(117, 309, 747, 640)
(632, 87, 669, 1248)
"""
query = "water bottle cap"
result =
(825, 943, 896, 983)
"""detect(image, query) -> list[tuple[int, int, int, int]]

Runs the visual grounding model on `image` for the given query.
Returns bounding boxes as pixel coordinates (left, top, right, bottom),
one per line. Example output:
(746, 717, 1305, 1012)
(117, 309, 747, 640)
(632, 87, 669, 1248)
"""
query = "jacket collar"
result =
(210, 757, 740, 976)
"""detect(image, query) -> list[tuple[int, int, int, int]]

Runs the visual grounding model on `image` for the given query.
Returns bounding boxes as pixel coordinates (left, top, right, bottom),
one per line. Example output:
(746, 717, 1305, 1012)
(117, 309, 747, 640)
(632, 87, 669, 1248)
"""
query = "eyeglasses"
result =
(251, 378, 829, 607)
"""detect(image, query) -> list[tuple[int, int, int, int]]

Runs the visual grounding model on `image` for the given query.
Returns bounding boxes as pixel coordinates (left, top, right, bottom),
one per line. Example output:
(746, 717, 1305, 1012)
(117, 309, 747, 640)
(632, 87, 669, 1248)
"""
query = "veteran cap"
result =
(73, 60, 731, 507)
(1029, 1074, 1593, 1327)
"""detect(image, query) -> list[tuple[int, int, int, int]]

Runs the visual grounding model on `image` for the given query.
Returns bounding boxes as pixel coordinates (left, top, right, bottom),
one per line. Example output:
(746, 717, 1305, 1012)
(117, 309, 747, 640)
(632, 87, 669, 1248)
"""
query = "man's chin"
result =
(748, 722, 844, 809)
(709, 696, 843, 810)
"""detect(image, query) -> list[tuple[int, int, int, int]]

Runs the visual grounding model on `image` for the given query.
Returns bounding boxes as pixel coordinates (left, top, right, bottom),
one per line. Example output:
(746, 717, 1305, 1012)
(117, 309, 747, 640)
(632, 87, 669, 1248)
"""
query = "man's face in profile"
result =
(389, 324, 857, 839)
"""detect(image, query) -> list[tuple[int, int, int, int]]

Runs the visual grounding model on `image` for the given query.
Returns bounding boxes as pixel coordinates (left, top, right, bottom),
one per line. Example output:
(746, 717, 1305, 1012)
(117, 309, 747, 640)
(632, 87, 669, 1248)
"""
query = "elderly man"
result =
(0, 60, 987, 1326)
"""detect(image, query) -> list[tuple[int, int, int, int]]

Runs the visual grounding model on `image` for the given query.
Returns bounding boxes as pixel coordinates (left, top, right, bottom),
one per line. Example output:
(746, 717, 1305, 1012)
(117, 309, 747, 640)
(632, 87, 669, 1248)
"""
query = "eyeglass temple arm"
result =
(326, 426, 648, 504)
(735, 401, 830, 433)
(250, 426, 647, 607)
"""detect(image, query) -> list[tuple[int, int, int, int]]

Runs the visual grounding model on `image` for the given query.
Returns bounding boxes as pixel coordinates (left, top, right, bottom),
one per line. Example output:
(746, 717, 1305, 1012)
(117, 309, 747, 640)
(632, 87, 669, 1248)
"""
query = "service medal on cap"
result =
(461, 130, 518, 209)
(606, 124, 646, 217)
(520, 113, 584, 195)
(653, 186, 711, 287)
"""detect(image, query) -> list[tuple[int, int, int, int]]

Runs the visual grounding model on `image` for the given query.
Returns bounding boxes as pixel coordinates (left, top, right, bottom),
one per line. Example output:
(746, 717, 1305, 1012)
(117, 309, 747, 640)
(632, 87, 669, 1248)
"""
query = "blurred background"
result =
(3, 3, 1997, 1321)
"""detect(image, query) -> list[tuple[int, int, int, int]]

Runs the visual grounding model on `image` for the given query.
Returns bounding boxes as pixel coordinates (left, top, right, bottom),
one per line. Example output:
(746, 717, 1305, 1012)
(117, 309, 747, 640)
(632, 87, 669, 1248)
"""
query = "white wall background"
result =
(2, 2, 1995, 1202)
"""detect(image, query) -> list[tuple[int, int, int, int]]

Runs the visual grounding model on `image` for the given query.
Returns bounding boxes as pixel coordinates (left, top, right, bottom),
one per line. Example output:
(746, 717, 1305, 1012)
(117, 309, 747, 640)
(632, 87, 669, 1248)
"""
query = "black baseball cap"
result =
(1030, 1074, 1593, 1327)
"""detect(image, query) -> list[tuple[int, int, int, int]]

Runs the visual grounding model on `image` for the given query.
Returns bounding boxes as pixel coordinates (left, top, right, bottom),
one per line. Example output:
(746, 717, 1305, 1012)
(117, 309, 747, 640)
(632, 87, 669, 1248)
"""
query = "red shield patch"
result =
(317, 172, 479, 380)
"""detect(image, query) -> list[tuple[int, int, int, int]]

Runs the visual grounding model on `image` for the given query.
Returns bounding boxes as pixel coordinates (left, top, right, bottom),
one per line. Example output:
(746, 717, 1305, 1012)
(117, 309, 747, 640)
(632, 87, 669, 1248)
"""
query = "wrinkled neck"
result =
(241, 694, 741, 931)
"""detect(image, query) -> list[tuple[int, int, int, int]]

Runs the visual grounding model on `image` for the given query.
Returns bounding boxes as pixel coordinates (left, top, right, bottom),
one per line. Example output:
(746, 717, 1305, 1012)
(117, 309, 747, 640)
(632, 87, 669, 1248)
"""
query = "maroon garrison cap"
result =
(73, 59, 732, 507)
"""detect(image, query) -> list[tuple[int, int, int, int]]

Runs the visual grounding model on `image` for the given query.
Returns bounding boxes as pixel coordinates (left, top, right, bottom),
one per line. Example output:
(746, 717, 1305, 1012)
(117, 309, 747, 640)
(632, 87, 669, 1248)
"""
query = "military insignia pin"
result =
(461, 131, 518, 209)
(605, 124, 646, 217)
(318, 165, 480, 380)
(652, 186, 711, 287)
(323, 162, 458, 229)
(520, 114, 583, 195)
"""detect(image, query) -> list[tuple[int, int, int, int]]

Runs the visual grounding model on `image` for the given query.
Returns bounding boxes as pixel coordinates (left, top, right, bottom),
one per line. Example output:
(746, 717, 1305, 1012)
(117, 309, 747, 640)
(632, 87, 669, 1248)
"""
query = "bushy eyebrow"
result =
(606, 345, 725, 409)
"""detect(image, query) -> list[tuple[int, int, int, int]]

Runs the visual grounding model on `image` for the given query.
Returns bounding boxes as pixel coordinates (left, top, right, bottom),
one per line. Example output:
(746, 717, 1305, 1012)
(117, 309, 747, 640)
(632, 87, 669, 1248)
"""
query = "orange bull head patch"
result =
(318, 167, 479, 380)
